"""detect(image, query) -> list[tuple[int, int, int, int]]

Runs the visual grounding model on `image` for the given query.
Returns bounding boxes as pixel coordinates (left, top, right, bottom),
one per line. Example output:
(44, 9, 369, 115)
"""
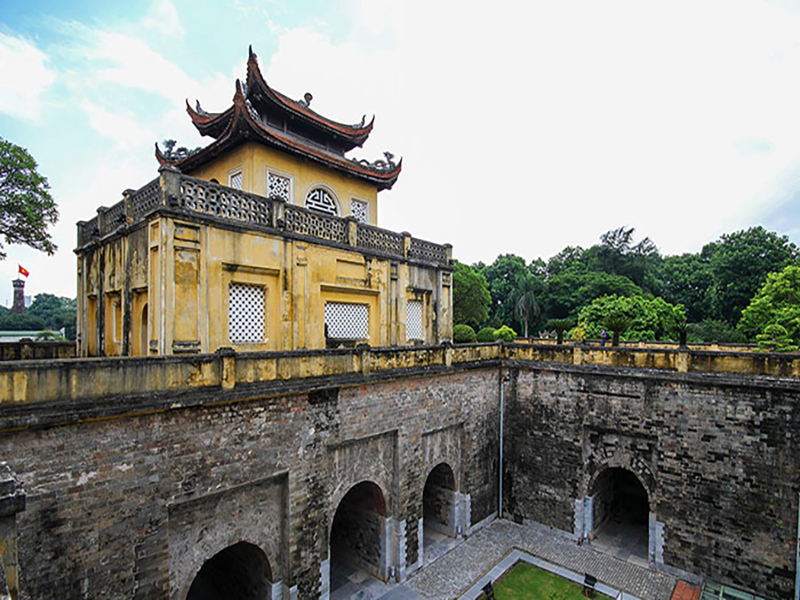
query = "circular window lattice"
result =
(305, 187, 338, 216)
(324, 302, 369, 339)
(229, 283, 265, 343)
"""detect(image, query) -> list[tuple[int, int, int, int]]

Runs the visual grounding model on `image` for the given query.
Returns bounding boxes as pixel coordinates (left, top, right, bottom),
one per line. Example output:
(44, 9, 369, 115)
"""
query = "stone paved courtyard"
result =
(398, 518, 678, 600)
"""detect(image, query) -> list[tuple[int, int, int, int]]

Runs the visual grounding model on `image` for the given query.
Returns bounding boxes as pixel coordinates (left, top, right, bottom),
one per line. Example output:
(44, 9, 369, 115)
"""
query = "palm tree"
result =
(514, 276, 540, 339)
(601, 315, 632, 347)
(549, 319, 573, 345)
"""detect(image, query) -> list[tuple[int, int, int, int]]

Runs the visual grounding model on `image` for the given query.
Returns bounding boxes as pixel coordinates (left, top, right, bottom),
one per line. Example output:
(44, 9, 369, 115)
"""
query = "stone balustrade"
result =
(76, 165, 452, 267)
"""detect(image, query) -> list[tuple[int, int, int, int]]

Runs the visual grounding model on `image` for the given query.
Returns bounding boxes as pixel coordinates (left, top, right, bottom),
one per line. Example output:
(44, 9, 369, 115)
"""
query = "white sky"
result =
(2, 0, 800, 305)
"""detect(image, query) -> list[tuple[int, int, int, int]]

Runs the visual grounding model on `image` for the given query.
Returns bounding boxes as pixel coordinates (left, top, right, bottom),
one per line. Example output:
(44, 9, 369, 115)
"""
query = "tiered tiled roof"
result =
(157, 47, 401, 191)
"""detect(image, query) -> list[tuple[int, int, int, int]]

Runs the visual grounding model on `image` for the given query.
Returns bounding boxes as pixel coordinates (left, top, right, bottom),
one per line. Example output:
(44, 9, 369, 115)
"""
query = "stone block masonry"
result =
(0, 365, 499, 599)
(0, 345, 799, 598)
(504, 362, 800, 600)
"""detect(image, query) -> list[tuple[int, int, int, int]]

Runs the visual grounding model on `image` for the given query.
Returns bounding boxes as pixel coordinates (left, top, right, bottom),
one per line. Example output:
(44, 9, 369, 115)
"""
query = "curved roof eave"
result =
(159, 79, 401, 191)
(246, 46, 374, 145)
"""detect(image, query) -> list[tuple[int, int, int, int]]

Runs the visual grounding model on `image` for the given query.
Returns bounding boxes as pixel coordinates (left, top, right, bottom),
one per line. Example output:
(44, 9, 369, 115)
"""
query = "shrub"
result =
(756, 323, 798, 353)
(687, 319, 747, 344)
(477, 327, 496, 342)
(569, 322, 587, 343)
(453, 324, 477, 343)
(494, 325, 517, 342)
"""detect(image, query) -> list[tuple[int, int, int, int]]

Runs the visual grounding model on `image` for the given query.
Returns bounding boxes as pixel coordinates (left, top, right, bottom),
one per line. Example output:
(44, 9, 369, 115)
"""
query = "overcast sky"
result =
(2, 0, 800, 305)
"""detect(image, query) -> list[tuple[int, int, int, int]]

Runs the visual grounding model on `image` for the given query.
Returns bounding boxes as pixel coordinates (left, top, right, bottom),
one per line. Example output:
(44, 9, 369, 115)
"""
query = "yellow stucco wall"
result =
(188, 142, 379, 225)
(76, 213, 449, 356)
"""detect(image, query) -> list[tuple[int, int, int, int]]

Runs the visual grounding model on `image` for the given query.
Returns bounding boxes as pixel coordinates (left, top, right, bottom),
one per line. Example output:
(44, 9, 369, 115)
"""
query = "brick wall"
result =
(505, 363, 800, 599)
(0, 367, 499, 599)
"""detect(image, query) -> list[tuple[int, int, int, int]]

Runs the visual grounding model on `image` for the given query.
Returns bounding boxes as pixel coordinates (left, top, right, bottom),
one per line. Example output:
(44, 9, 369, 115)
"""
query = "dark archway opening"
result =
(329, 482, 387, 595)
(187, 541, 272, 600)
(140, 303, 148, 356)
(590, 467, 649, 564)
(422, 463, 459, 564)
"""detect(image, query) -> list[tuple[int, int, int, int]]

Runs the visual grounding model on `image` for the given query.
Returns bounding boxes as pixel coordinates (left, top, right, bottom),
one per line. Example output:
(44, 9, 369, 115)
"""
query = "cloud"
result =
(79, 99, 156, 149)
(142, 0, 185, 39)
(0, 33, 56, 121)
(84, 31, 195, 100)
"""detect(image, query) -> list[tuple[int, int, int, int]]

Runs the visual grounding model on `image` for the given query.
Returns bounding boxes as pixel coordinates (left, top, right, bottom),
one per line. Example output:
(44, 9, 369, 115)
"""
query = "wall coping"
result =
(0, 342, 798, 417)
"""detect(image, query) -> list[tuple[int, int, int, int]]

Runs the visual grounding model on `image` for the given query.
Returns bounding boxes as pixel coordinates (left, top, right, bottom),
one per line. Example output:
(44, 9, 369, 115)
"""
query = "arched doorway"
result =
(588, 467, 650, 564)
(422, 463, 459, 564)
(187, 541, 272, 600)
(329, 481, 388, 595)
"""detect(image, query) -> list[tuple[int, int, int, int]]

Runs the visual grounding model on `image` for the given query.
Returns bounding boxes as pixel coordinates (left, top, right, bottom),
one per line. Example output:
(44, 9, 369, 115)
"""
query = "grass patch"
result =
(488, 561, 598, 600)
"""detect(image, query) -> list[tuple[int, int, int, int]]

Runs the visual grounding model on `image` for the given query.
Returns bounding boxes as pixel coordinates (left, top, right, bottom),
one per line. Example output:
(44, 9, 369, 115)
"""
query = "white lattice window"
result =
(229, 283, 265, 343)
(267, 170, 291, 202)
(305, 187, 338, 216)
(229, 169, 243, 190)
(407, 300, 423, 341)
(351, 199, 369, 224)
(324, 302, 369, 340)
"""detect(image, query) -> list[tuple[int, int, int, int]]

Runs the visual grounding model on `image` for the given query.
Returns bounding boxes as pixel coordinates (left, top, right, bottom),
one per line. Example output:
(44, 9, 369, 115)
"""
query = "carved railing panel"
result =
(79, 172, 450, 267)
(180, 177, 271, 226)
(356, 223, 404, 256)
(409, 238, 448, 264)
(129, 178, 162, 220)
(104, 201, 126, 231)
(284, 204, 348, 244)
(78, 217, 99, 246)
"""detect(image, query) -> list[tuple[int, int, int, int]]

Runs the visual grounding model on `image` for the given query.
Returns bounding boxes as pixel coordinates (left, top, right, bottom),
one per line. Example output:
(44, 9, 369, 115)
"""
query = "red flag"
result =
(18, 265, 29, 277)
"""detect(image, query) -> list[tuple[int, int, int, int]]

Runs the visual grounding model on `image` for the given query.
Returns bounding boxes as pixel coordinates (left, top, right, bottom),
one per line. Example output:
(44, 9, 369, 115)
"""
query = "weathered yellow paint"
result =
(188, 142, 380, 224)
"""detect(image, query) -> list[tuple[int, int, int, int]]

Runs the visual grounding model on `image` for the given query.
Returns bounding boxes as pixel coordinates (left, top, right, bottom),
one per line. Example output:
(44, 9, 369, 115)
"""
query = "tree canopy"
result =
(0, 293, 76, 340)
(452, 261, 491, 330)
(738, 265, 800, 344)
(0, 138, 59, 259)
(451, 224, 800, 345)
(709, 226, 798, 323)
(577, 294, 686, 342)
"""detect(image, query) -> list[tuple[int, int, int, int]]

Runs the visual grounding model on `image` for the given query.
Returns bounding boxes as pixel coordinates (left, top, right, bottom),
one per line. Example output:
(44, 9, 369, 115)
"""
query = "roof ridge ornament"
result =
(195, 100, 210, 118)
(351, 151, 398, 172)
(298, 92, 313, 108)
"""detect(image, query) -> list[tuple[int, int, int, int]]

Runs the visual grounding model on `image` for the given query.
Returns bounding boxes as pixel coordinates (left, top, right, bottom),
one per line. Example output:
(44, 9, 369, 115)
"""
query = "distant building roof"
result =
(0, 331, 42, 342)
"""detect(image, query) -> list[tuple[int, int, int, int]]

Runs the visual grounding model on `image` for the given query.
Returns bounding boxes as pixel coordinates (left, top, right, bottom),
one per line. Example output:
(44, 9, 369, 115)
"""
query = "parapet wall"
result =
(0, 342, 798, 598)
(1, 343, 796, 413)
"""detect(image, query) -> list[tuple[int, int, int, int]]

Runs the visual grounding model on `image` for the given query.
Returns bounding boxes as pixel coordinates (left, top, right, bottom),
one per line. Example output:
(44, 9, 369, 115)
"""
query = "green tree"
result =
(657, 253, 713, 322)
(546, 246, 586, 277)
(0, 138, 59, 258)
(452, 261, 490, 329)
(480, 254, 530, 328)
(756, 324, 798, 352)
(0, 313, 45, 331)
(583, 226, 661, 289)
(738, 265, 800, 343)
(709, 227, 799, 323)
(548, 318, 573, 345)
(578, 294, 686, 342)
(514, 274, 540, 338)
(686, 319, 746, 344)
(542, 269, 642, 319)
(3, 293, 78, 340)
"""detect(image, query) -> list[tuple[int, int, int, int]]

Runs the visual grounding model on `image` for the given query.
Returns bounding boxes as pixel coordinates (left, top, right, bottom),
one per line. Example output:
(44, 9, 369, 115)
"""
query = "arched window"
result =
(305, 187, 338, 216)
